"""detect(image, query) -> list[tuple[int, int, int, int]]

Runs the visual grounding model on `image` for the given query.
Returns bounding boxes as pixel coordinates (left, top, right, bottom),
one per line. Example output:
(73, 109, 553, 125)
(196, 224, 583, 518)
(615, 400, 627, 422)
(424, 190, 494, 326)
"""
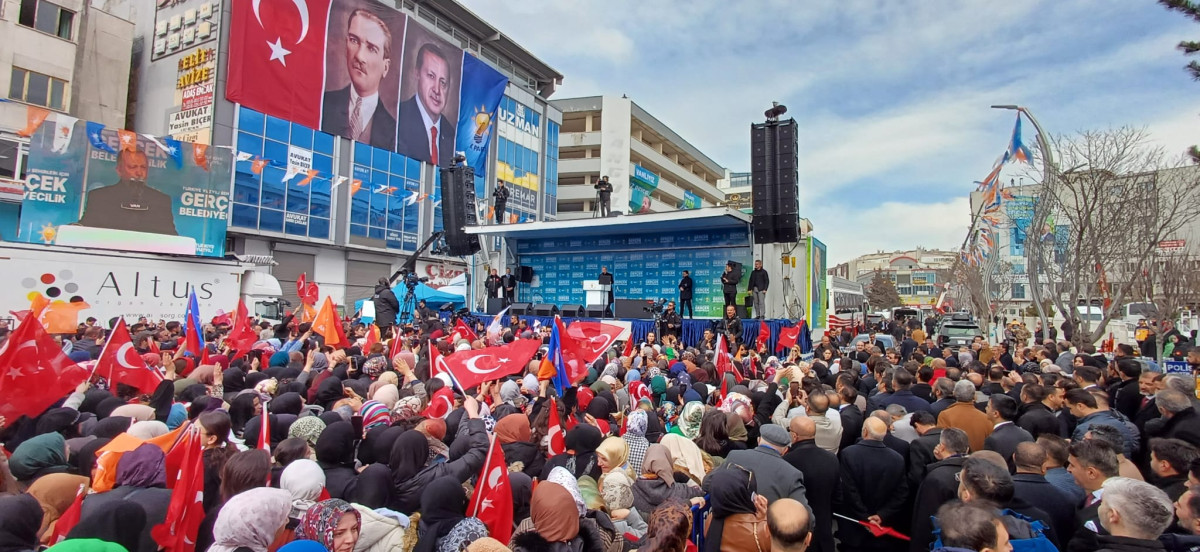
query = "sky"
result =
(459, 0, 1200, 265)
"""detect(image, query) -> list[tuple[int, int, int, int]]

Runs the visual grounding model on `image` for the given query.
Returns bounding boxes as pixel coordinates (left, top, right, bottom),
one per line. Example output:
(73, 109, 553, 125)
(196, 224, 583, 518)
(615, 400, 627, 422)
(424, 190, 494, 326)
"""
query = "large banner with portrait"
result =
(226, 0, 507, 169)
(18, 118, 231, 256)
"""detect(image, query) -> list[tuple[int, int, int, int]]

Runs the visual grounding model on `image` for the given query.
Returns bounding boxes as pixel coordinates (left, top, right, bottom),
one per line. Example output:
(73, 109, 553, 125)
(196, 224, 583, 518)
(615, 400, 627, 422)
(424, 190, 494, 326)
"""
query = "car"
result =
(938, 322, 983, 349)
(842, 333, 897, 354)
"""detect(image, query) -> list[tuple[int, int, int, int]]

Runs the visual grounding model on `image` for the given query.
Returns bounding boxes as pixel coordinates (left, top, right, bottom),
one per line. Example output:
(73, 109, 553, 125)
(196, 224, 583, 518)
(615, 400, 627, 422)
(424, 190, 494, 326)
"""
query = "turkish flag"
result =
(441, 338, 542, 391)
(757, 320, 770, 350)
(295, 273, 306, 301)
(227, 300, 258, 362)
(97, 318, 164, 395)
(46, 482, 86, 546)
(454, 319, 478, 343)
(468, 438, 513, 544)
(421, 386, 454, 419)
(362, 325, 380, 352)
(429, 340, 446, 380)
(551, 317, 591, 386)
(226, 0, 332, 129)
(622, 335, 634, 358)
(714, 334, 743, 398)
(564, 320, 624, 365)
(152, 428, 206, 552)
(776, 325, 800, 351)
(303, 282, 320, 306)
(546, 397, 566, 457)
(0, 318, 89, 423)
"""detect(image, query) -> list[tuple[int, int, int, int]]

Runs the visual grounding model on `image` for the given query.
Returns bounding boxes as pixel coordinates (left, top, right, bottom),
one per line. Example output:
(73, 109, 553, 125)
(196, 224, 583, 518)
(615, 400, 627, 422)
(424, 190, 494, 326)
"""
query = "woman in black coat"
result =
(314, 421, 360, 500)
(387, 397, 489, 515)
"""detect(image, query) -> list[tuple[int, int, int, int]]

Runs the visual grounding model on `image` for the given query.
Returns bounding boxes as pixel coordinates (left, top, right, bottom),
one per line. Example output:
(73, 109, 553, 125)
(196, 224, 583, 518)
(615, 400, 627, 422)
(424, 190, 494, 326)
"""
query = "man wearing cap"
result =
(707, 423, 810, 508)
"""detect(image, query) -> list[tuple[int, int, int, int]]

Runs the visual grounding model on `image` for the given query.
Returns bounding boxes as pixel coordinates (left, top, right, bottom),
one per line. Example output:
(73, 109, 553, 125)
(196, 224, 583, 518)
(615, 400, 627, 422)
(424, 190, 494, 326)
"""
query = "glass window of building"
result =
(232, 106, 334, 240)
(496, 96, 541, 223)
(19, 0, 74, 39)
(544, 120, 559, 219)
(8, 68, 67, 110)
(350, 143, 421, 251)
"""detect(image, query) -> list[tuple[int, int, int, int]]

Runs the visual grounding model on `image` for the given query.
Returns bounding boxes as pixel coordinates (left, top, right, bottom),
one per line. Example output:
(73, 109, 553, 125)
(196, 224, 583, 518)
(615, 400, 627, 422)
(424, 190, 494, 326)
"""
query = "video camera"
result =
(400, 269, 430, 290)
(643, 298, 668, 315)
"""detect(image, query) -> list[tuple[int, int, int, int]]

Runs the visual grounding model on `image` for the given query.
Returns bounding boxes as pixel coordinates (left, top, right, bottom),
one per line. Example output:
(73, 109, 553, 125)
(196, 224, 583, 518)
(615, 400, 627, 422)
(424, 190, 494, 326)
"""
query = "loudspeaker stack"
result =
(750, 118, 799, 244)
(439, 165, 482, 256)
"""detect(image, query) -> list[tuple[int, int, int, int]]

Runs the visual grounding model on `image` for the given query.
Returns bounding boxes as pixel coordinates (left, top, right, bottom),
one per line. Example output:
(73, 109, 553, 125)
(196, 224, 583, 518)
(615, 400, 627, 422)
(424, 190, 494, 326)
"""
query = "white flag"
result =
(235, 151, 254, 162)
(281, 165, 301, 183)
(51, 115, 77, 153)
(331, 176, 348, 189)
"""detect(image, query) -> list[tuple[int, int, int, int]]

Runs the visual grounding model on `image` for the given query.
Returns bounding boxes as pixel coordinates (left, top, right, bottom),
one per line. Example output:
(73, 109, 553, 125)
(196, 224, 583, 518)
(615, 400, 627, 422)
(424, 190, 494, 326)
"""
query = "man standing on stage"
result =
(493, 179, 510, 224)
(720, 304, 743, 345)
(600, 266, 615, 311)
(678, 270, 694, 319)
(594, 175, 613, 216)
(661, 301, 683, 341)
(485, 268, 502, 300)
(720, 263, 739, 310)
(748, 260, 769, 320)
(501, 267, 516, 306)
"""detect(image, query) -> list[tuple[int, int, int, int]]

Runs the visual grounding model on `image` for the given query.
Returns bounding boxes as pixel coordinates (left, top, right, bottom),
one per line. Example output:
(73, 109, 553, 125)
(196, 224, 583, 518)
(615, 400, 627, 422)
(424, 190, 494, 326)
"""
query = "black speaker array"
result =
(439, 165, 481, 256)
(750, 118, 799, 243)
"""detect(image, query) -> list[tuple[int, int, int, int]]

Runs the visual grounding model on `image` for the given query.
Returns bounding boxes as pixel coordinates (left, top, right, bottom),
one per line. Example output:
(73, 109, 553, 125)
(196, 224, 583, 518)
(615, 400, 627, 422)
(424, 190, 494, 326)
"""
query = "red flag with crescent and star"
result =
(546, 397, 566, 457)
(152, 427, 206, 552)
(468, 437, 513, 543)
(226, 0, 332, 129)
(96, 318, 164, 395)
(440, 338, 542, 392)
(564, 320, 625, 365)
(421, 386, 455, 419)
(0, 318, 89, 425)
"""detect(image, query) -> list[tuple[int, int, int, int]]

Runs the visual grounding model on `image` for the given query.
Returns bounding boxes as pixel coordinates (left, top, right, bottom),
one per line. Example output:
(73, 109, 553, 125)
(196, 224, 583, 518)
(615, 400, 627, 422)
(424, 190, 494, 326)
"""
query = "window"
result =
(349, 142, 420, 250)
(9, 68, 67, 110)
(1012, 283, 1026, 300)
(20, 0, 74, 39)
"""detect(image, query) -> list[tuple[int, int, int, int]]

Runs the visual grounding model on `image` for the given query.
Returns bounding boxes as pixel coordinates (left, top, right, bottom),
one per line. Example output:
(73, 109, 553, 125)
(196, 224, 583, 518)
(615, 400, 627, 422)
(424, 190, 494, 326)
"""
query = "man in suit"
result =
(1132, 371, 1161, 434)
(929, 377, 956, 418)
(877, 369, 932, 414)
(1011, 441, 1076, 545)
(711, 424, 809, 508)
(984, 394, 1034, 472)
(907, 410, 942, 488)
(396, 43, 455, 166)
(78, 149, 178, 235)
(912, 365, 935, 403)
(1016, 384, 1062, 440)
(783, 417, 839, 552)
(837, 383, 865, 452)
(492, 179, 509, 224)
(938, 380, 994, 452)
(1149, 389, 1200, 448)
(837, 417, 908, 552)
(1109, 358, 1144, 421)
(500, 268, 516, 306)
(678, 270, 694, 319)
(1066, 439, 1120, 552)
(908, 428, 970, 552)
(321, 9, 396, 150)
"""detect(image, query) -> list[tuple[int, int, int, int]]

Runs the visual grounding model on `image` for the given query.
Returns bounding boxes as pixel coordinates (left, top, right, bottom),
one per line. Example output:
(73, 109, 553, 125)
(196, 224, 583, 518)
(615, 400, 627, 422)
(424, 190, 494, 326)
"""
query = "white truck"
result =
(0, 242, 283, 326)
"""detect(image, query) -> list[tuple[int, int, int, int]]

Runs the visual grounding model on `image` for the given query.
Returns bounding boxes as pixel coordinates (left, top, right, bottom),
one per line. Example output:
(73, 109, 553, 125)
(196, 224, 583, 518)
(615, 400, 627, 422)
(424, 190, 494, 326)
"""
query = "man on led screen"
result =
(321, 9, 397, 150)
(77, 149, 178, 235)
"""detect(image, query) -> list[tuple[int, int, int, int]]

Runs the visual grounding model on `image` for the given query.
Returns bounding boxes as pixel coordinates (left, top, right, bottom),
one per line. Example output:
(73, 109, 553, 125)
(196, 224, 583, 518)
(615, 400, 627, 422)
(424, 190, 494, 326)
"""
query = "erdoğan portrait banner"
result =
(226, 0, 508, 172)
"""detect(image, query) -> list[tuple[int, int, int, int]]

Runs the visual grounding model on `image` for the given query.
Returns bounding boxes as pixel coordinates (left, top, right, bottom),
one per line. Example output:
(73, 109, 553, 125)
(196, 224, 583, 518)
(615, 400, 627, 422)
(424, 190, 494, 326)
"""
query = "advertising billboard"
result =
(169, 46, 217, 144)
(152, 0, 222, 61)
(226, 0, 506, 168)
(808, 237, 828, 325)
(18, 118, 232, 257)
(629, 164, 659, 214)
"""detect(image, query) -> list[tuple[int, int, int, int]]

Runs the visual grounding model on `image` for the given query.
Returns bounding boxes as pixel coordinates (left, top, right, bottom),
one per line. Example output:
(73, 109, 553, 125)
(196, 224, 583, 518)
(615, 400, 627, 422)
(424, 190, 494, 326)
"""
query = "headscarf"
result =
(522, 373, 539, 395)
(597, 437, 630, 476)
(530, 482, 580, 543)
(89, 416, 131, 439)
(641, 444, 675, 486)
(500, 380, 524, 405)
(35, 408, 80, 437)
(677, 401, 705, 440)
(127, 420, 168, 440)
(601, 471, 634, 511)
(9, 432, 69, 482)
(577, 476, 605, 512)
(371, 383, 400, 410)
(269, 392, 305, 416)
(228, 394, 259, 438)
(26, 473, 88, 540)
(209, 487, 292, 552)
(622, 409, 650, 475)
(65, 501, 145, 552)
(43, 539, 127, 551)
(0, 494, 42, 552)
(725, 412, 748, 444)
(650, 376, 667, 397)
(466, 537, 509, 552)
(414, 478, 470, 552)
(661, 434, 707, 483)
(359, 401, 390, 432)
(74, 438, 110, 479)
(295, 498, 360, 552)
(109, 404, 155, 422)
(704, 467, 759, 552)
(276, 540, 328, 552)
(547, 467, 586, 516)
(389, 431, 430, 483)
(166, 403, 188, 430)
(115, 443, 166, 488)
(280, 459, 326, 519)
(393, 396, 423, 420)
(288, 416, 326, 448)
(510, 472, 533, 525)
(494, 414, 531, 445)
(314, 421, 356, 468)
(416, 419, 447, 442)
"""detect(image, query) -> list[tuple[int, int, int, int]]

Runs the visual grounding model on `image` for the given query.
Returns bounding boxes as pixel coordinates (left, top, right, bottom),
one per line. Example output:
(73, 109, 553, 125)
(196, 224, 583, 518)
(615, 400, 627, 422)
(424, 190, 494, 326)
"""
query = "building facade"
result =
(111, 0, 564, 310)
(0, 0, 134, 239)
(831, 248, 955, 309)
(550, 95, 727, 220)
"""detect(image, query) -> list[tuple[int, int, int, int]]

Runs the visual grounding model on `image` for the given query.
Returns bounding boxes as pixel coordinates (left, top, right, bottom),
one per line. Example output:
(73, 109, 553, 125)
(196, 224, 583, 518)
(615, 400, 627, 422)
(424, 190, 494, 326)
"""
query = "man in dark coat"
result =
(720, 262, 739, 311)
(1109, 358, 1144, 421)
(838, 385, 865, 452)
(712, 424, 809, 508)
(500, 268, 516, 306)
(371, 277, 399, 335)
(320, 10, 397, 150)
(837, 417, 908, 551)
(1147, 389, 1200, 447)
(876, 369, 932, 413)
(783, 417, 839, 552)
(908, 428, 970, 552)
(906, 411, 941, 488)
(78, 149, 178, 235)
(395, 44, 456, 166)
(748, 260, 769, 319)
(1016, 384, 1063, 440)
(1012, 442, 1076, 547)
(984, 394, 1034, 472)
(676, 270, 694, 319)
(1132, 371, 1161, 434)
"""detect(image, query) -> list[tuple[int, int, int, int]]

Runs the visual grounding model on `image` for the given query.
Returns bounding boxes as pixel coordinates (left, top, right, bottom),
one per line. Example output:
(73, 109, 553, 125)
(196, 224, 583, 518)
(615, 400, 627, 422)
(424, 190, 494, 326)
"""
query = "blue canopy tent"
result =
(356, 283, 465, 323)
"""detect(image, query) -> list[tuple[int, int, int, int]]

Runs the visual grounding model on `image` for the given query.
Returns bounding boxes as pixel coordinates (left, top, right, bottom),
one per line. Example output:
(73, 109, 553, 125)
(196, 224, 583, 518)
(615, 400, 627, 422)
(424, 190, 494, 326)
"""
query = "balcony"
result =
(558, 157, 601, 176)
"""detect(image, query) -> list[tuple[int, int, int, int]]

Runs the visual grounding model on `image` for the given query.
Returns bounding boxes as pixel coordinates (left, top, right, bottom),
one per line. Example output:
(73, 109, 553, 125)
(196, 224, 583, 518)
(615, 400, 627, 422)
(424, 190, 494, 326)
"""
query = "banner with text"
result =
(629, 164, 659, 214)
(19, 120, 231, 257)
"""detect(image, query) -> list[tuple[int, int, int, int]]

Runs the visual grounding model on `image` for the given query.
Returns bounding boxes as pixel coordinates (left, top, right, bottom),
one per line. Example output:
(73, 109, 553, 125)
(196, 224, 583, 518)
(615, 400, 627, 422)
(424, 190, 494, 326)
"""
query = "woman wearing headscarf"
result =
(622, 410, 651, 477)
(25, 473, 88, 544)
(0, 494, 42, 552)
(510, 482, 607, 552)
(672, 401, 704, 440)
(703, 468, 769, 552)
(631, 445, 704, 514)
(509, 472, 533, 531)
(494, 414, 544, 479)
(660, 434, 708, 485)
(79, 443, 171, 552)
(295, 499, 362, 552)
(724, 412, 749, 451)
(414, 478, 488, 552)
(595, 437, 633, 480)
(388, 397, 489, 515)
(228, 393, 260, 442)
(8, 432, 70, 487)
(313, 421, 359, 500)
(541, 424, 603, 481)
(276, 459, 326, 547)
(636, 499, 692, 552)
(269, 392, 305, 417)
(209, 487, 292, 552)
(287, 416, 326, 450)
(599, 471, 646, 538)
(65, 501, 145, 552)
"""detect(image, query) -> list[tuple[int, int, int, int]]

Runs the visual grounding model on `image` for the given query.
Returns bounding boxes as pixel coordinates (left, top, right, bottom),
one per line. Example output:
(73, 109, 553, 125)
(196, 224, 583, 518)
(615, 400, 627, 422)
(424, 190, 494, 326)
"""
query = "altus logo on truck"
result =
(21, 269, 218, 302)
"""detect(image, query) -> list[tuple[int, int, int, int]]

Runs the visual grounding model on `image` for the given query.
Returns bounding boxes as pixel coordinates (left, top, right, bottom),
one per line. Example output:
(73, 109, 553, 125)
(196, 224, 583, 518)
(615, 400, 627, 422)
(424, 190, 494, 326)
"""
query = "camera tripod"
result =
(397, 283, 417, 326)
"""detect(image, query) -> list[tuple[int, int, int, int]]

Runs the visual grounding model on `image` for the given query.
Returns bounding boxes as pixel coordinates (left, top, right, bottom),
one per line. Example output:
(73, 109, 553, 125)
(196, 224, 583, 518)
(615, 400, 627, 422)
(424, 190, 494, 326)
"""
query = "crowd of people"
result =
(0, 309, 1199, 552)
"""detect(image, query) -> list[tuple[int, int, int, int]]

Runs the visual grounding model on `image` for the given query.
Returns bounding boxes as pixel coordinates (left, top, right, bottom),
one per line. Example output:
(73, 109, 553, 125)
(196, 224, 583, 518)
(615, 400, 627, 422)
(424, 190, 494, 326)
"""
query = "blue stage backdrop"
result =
(515, 227, 752, 318)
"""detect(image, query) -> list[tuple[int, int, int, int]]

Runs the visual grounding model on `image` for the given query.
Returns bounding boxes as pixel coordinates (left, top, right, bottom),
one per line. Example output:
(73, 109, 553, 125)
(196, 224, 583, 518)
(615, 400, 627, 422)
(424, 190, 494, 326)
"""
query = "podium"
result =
(583, 280, 611, 311)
